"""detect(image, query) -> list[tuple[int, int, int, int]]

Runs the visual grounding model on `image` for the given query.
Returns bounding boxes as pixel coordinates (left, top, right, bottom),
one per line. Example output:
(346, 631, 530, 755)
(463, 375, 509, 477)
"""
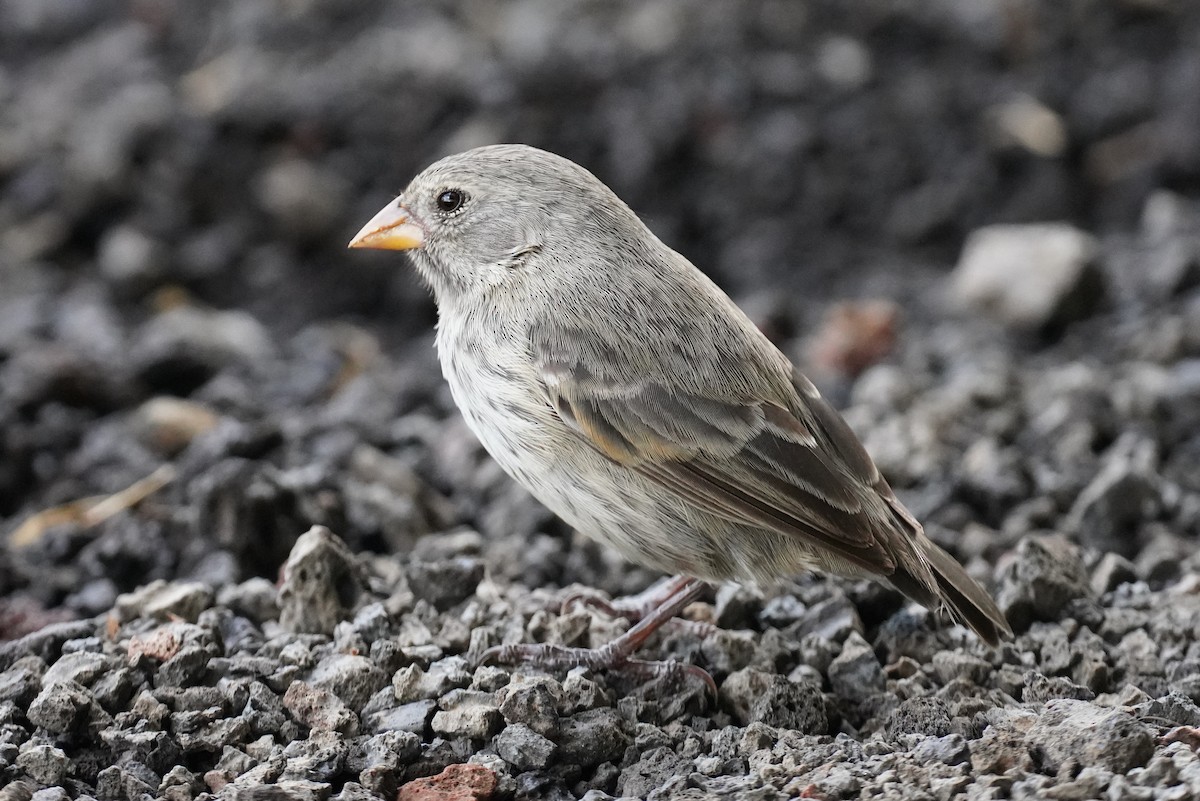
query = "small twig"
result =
(8, 464, 176, 548)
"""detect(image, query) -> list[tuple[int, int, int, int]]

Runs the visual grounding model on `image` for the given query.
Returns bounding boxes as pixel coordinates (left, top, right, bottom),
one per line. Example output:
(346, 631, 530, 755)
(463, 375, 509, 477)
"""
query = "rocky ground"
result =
(2, 1, 1200, 799)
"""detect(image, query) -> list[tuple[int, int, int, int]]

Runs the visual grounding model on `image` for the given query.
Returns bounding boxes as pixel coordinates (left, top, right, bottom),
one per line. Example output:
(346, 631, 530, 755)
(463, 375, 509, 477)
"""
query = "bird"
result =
(348, 144, 1012, 682)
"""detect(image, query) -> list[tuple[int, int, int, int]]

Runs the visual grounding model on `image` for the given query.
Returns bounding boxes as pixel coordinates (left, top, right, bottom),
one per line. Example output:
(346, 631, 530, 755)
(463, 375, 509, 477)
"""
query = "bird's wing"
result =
(530, 324, 918, 579)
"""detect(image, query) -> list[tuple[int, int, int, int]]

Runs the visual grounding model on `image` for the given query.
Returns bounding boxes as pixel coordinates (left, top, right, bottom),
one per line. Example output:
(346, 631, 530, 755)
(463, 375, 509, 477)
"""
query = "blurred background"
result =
(2, 0, 1199, 635)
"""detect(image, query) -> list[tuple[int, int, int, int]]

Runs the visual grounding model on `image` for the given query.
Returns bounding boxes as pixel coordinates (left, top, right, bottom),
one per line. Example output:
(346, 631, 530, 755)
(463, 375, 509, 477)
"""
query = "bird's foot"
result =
(477, 641, 717, 699)
(561, 575, 719, 638)
(478, 575, 716, 698)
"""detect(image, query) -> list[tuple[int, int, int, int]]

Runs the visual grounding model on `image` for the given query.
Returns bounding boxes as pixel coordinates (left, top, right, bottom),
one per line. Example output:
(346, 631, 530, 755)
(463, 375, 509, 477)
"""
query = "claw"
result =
(477, 576, 717, 700)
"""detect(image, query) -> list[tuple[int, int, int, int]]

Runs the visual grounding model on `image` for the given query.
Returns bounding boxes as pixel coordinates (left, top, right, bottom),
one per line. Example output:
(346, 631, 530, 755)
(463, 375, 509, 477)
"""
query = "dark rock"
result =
(277, 526, 368, 636)
(363, 700, 436, 736)
(348, 602, 394, 645)
(91, 666, 137, 712)
(758, 594, 807, 628)
(114, 580, 215, 623)
(95, 763, 157, 801)
(1091, 552, 1139, 595)
(155, 646, 213, 688)
(615, 746, 690, 799)
(307, 654, 387, 713)
(748, 676, 827, 733)
(39, 651, 112, 687)
(787, 595, 863, 643)
(970, 708, 1037, 774)
(352, 729, 420, 778)
(131, 306, 274, 394)
(405, 558, 484, 612)
(1068, 436, 1162, 558)
(996, 536, 1091, 631)
(712, 584, 761, 629)
(0, 657, 46, 708)
(29, 788, 70, 801)
(698, 628, 756, 676)
(281, 730, 349, 782)
(556, 708, 631, 768)
(885, 696, 953, 738)
(930, 651, 991, 686)
(1027, 699, 1154, 773)
(1023, 673, 1096, 703)
(827, 631, 886, 704)
(27, 680, 110, 735)
(494, 723, 557, 771)
(499, 675, 564, 737)
(911, 733, 971, 766)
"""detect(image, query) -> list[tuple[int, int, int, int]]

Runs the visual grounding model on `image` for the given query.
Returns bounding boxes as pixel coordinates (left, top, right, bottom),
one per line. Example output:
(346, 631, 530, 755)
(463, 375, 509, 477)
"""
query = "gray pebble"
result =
(789, 595, 863, 643)
(97, 224, 165, 291)
(1023, 672, 1096, 703)
(307, 654, 387, 713)
(217, 578, 281, 625)
(912, 733, 971, 766)
(951, 223, 1105, 331)
(362, 699, 436, 736)
(995, 536, 1091, 630)
(431, 689, 502, 739)
(15, 743, 71, 786)
(278, 526, 368, 636)
(282, 681, 358, 736)
(748, 676, 827, 733)
(405, 558, 485, 611)
(115, 580, 215, 623)
(1027, 699, 1154, 773)
(155, 646, 213, 688)
(29, 789, 70, 801)
(494, 722, 557, 770)
(615, 746, 690, 798)
(557, 708, 631, 768)
(828, 631, 886, 704)
(1091, 552, 1139, 596)
(1068, 437, 1162, 557)
(499, 674, 563, 737)
(0, 658, 46, 708)
(931, 651, 991, 686)
(885, 697, 952, 738)
(28, 680, 108, 735)
(393, 657, 472, 703)
(131, 305, 275, 391)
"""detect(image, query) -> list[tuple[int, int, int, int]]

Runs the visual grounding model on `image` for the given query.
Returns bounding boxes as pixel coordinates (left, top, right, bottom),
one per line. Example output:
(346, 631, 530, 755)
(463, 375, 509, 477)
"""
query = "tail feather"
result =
(879, 486, 1012, 645)
(921, 541, 1013, 646)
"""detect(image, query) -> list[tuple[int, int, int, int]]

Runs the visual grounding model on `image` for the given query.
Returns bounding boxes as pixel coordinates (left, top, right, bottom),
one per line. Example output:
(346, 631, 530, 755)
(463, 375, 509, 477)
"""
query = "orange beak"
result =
(347, 202, 425, 250)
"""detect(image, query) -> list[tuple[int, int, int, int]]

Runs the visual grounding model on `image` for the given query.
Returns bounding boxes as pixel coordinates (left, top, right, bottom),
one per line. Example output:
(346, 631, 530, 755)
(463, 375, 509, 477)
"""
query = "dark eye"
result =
(435, 189, 466, 214)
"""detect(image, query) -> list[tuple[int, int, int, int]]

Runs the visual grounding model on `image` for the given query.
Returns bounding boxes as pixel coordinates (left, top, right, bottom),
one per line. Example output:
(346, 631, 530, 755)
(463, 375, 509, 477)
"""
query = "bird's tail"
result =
(919, 540, 1012, 646)
(880, 489, 1013, 646)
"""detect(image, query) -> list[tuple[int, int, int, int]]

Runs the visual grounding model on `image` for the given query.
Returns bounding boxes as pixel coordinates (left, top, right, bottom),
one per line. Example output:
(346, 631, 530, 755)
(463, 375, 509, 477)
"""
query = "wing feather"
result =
(534, 330, 913, 579)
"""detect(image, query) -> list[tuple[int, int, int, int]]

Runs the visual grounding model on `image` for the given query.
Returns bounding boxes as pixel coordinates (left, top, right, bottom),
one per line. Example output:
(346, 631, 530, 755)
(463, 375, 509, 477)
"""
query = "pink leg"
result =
(561, 575, 719, 638)
(480, 576, 716, 697)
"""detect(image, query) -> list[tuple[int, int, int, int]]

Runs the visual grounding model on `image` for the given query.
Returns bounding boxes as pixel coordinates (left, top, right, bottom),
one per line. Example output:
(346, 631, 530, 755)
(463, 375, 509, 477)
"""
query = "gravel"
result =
(2, 0, 1200, 798)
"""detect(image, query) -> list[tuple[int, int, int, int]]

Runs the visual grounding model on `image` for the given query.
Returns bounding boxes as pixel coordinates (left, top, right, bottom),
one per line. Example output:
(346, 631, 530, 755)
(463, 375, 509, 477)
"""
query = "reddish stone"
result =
(396, 763, 497, 801)
(127, 625, 182, 662)
(0, 596, 76, 641)
(808, 300, 899, 379)
(1162, 725, 1200, 751)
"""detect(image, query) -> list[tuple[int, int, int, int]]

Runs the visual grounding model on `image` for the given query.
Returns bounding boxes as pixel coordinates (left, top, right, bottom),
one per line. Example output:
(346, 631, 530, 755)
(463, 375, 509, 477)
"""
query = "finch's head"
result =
(348, 144, 644, 301)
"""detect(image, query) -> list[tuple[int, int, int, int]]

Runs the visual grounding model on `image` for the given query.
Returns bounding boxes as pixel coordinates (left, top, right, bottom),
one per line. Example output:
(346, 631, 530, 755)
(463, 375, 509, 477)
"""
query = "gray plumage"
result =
(357, 144, 1012, 646)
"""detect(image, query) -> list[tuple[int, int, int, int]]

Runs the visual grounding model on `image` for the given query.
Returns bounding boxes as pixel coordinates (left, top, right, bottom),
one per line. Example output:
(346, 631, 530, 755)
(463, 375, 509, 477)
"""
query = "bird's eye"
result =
(435, 189, 466, 214)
